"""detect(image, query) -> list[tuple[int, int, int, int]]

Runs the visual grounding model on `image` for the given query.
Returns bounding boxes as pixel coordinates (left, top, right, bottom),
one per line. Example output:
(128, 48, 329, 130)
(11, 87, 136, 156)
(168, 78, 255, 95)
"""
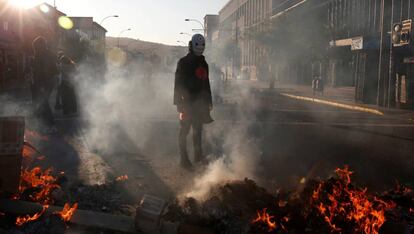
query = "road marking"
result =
(280, 93, 384, 116)
(96, 118, 414, 127)
(211, 120, 414, 127)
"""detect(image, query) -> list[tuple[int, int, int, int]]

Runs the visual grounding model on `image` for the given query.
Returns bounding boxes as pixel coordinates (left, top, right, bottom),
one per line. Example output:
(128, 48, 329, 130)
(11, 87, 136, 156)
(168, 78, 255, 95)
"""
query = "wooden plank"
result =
(0, 199, 136, 233)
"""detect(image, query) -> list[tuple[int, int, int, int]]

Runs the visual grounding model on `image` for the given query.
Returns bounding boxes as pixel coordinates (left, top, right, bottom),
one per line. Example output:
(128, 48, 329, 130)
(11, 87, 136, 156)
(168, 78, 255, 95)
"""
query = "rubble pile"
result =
(165, 179, 276, 233)
(65, 179, 134, 215)
(0, 140, 134, 233)
(164, 167, 414, 234)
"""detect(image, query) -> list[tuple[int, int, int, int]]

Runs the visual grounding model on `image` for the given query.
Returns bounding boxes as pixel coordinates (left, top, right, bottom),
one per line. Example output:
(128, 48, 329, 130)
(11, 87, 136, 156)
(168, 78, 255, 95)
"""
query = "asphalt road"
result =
(24, 84, 414, 201)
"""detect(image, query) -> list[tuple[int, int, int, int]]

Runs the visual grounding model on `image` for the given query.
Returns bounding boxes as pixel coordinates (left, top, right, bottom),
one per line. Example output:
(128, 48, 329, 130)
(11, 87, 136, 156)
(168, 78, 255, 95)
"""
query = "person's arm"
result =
(174, 60, 184, 111)
(205, 63, 213, 109)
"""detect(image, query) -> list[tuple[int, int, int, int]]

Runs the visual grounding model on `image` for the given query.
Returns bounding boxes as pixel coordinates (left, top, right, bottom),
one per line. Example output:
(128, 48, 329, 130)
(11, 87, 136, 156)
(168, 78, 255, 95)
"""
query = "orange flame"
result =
(116, 175, 129, 181)
(252, 208, 277, 232)
(312, 166, 395, 234)
(57, 203, 78, 222)
(22, 145, 36, 158)
(19, 167, 60, 205)
(15, 205, 49, 226)
(335, 165, 353, 185)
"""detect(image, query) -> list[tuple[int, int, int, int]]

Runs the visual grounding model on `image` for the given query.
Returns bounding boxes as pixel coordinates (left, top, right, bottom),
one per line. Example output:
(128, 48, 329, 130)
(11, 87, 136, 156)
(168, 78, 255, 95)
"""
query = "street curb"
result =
(280, 93, 384, 116)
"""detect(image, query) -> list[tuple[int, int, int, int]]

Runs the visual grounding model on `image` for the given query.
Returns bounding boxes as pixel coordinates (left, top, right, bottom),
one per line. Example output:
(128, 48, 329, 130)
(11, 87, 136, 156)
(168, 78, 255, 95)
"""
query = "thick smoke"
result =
(74, 49, 176, 154)
(72, 46, 264, 200)
(181, 81, 264, 201)
(183, 124, 261, 201)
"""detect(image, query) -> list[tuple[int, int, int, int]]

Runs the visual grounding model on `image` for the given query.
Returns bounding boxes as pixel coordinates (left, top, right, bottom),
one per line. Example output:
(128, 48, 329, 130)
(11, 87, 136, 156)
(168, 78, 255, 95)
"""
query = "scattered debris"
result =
(136, 194, 166, 233)
(164, 167, 414, 234)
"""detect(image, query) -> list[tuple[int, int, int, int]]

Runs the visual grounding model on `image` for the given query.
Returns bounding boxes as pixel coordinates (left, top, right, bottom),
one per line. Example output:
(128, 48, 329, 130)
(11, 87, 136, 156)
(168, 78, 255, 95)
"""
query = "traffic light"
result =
(392, 23, 402, 45)
(392, 19, 412, 47)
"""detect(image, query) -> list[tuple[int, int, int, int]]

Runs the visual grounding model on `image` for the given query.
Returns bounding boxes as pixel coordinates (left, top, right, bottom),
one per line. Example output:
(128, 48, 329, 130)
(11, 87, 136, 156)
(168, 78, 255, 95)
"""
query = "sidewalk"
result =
(226, 79, 414, 121)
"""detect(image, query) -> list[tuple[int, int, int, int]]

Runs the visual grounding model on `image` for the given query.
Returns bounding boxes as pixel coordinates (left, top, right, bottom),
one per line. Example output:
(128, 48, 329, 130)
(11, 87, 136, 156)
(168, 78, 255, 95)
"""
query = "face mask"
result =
(191, 34, 205, 56)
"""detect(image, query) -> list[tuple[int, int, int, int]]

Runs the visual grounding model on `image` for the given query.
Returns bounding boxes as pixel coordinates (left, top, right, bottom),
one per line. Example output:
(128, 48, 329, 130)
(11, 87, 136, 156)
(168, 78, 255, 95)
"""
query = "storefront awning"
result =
(329, 35, 383, 51)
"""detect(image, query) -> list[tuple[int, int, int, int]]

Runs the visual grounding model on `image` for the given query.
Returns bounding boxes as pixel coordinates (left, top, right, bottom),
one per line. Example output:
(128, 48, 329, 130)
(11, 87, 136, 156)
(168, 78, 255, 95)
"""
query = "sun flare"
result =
(7, 0, 41, 9)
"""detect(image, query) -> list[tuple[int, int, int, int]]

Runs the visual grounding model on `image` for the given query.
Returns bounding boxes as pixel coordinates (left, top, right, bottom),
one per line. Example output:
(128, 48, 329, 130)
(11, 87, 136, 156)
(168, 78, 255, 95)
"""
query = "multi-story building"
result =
(204, 14, 219, 45)
(216, 0, 274, 80)
(215, 0, 325, 81)
(213, 0, 414, 109)
(327, 0, 414, 107)
(24, 3, 67, 52)
(69, 17, 107, 41)
(0, 2, 25, 91)
(69, 17, 107, 56)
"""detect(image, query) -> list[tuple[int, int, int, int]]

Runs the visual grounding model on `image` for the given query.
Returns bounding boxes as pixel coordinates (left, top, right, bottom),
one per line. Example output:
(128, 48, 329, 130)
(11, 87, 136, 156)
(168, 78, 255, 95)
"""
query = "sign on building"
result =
(351, 37, 363, 50)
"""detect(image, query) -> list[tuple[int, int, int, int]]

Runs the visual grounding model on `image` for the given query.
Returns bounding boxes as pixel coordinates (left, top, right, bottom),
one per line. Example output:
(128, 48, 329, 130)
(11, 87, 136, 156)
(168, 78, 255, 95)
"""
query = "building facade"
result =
(212, 0, 414, 108)
(0, 2, 108, 94)
(0, 2, 26, 91)
(204, 14, 219, 45)
(328, 0, 414, 107)
(215, 0, 274, 80)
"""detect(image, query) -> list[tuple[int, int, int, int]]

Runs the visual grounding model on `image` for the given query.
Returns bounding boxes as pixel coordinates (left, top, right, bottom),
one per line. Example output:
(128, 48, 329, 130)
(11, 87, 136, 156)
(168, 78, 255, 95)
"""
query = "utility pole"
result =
(377, 0, 385, 106)
(387, 0, 395, 108)
(232, 0, 239, 80)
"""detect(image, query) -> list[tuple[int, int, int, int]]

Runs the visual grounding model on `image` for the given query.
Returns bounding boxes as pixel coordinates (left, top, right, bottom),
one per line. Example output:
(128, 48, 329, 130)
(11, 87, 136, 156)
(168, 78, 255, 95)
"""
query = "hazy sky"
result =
(10, 0, 228, 45)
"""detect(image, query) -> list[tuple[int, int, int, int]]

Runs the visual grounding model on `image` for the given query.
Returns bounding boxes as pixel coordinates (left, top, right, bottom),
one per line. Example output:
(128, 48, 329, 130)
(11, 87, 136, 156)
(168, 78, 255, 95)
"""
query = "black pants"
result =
(179, 120, 203, 162)
(32, 83, 54, 126)
(56, 81, 77, 115)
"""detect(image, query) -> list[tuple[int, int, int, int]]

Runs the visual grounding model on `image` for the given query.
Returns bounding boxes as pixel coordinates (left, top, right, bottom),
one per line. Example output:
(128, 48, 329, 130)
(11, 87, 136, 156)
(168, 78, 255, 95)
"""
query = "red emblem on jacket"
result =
(195, 67, 208, 80)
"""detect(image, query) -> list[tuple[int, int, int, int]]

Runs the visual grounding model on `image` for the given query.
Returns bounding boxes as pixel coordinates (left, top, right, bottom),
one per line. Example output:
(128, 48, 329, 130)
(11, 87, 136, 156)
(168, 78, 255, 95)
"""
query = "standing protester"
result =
(31, 36, 58, 132)
(174, 34, 213, 169)
(55, 55, 77, 116)
(268, 65, 276, 89)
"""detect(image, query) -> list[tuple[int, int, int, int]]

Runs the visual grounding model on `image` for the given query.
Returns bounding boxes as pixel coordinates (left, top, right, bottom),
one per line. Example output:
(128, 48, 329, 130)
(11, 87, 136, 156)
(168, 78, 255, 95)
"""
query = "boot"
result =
(180, 155, 193, 170)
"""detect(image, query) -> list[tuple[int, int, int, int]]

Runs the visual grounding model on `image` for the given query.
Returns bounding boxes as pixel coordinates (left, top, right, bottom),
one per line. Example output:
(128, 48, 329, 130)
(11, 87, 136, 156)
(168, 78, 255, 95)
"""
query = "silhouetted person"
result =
(174, 34, 213, 169)
(55, 55, 78, 116)
(31, 36, 58, 132)
(268, 65, 275, 89)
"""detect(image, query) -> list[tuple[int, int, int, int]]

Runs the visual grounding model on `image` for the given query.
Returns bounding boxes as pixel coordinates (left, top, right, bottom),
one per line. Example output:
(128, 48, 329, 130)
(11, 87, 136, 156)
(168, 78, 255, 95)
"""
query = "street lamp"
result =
(177, 40, 187, 46)
(180, 32, 192, 37)
(100, 15, 119, 25)
(118, 28, 131, 47)
(185, 18, 205, 33)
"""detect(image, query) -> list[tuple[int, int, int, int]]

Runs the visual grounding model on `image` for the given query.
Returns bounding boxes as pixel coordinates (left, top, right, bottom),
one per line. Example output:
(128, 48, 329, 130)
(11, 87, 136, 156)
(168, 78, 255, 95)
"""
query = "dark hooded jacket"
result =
(174, 52, 213, 123)
(174, 53, 212, 106)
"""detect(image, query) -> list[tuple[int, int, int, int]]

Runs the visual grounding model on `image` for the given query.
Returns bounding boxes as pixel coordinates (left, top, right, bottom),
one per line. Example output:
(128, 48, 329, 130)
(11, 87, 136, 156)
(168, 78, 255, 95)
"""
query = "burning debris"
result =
(3, 136, 80, 230)
(311, 166, 395, 234)
(164, 166, 414, 234)
(0, 131, 134, 233)
(55, 203, 78, 222)
(15, 205, 48, 227)
(17, 167, 61, 205)
(116, 175, 129, 182)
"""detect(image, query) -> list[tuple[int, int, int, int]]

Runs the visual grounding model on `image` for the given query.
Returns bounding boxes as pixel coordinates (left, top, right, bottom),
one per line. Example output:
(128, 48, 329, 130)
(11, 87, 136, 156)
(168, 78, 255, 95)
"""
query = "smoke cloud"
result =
(71, 48, 264, 200)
